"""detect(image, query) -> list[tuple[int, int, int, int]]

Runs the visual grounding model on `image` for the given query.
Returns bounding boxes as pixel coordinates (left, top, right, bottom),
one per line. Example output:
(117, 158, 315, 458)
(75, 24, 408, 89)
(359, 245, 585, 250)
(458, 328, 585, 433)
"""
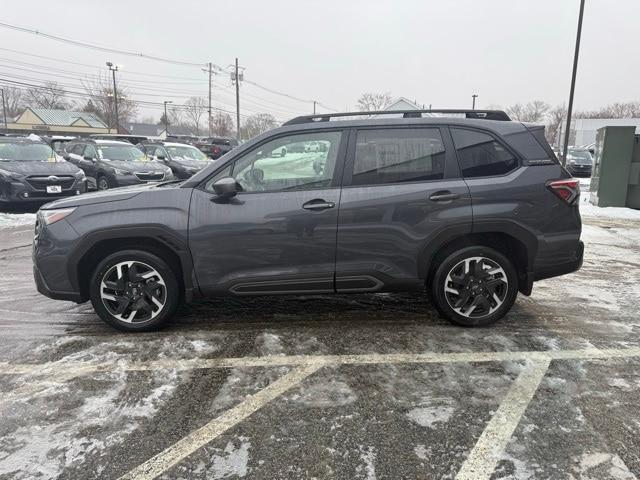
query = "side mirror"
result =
(212, 177, 238, 199)
(83, 155, 94, 162)
(63, 154, 71, 161)
(156, 155, 166, 161)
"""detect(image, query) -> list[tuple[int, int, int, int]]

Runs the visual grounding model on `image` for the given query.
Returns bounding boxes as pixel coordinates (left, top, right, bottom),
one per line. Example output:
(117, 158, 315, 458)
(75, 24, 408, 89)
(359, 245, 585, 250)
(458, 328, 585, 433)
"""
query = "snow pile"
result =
(579, 178, 640, 220)
(0, 213, 36, 229)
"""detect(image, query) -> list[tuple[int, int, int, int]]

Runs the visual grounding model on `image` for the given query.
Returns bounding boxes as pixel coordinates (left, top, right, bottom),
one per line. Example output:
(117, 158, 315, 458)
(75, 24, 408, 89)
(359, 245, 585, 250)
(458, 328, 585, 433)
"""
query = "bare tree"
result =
(25, 81, 69, 110)
(357, 92, 393, 112)
(1, 86, 24, 119)
(183, 96, 207, 135)
(81, 74, 137, 128)
(506, 100, 550, 123)
(241, 113, 278, 139)
(212, 111, 234, 137)
(576, 101, 640, 119)
(546, 104, 567, 146)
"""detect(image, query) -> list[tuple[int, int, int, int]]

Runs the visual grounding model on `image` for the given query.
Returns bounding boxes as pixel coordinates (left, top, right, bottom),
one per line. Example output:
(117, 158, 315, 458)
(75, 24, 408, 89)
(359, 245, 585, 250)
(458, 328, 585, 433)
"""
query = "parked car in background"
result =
(90, 134, 149, 145)
(34, 109, 583, 332)
(0, 137, 86, 204)
(41, 136, 77, 155)
(565, 148, 593, 177)
(139, 141, 213, 179)
(165, 134, 200, 145)
(64, 139, 173, 190)
(195, 137, 239, 159)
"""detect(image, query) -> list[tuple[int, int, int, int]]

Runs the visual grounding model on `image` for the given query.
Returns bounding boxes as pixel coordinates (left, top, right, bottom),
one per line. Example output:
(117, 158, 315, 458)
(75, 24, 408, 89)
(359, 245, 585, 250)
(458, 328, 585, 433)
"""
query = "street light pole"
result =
(163, 101, 172, 137)
(313, 100, 316, 115)
(562, 0, 586, 165)
(106, 62, 120, 133)
(472, 94, 478, 110)
(0, 88, 7, 133)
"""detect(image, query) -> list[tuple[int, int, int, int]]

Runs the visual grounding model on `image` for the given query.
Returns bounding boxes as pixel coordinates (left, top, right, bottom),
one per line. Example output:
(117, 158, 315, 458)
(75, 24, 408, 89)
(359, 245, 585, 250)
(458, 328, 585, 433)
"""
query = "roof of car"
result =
(0, 137, 47, 145)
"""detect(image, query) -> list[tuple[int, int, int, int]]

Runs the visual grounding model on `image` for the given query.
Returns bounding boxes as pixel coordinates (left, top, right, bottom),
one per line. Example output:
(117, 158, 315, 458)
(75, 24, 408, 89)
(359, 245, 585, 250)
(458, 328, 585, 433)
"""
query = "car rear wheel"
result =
(89, 250, 179, 332)
(431, 246, 518, 327)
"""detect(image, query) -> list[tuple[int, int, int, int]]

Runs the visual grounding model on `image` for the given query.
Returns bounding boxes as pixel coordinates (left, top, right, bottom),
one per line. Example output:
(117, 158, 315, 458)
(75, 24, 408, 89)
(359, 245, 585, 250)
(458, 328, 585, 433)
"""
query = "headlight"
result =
(113, 168, 132, 175)
(0, 168, 24, 181)
(39, 207, 76, 226)
(74, 170, 86, 179)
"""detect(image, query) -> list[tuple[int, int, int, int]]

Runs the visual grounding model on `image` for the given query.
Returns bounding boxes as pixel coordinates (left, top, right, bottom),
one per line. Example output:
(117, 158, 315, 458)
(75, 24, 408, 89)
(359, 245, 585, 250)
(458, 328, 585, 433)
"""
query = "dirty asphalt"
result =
(0, 213, 639, 480)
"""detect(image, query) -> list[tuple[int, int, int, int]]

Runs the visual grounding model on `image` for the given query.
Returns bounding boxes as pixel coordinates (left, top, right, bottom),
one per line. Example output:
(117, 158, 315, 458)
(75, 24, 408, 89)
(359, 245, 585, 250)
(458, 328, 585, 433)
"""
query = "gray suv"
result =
(33, 110, 583, 332)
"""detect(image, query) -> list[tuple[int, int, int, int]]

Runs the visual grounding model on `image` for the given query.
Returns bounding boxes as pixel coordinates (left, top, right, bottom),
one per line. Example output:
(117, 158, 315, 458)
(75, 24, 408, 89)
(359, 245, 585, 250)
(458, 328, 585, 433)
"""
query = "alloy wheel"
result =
(443, 256, 508, 318)
(100, 261, 167, 323)
(98, 177, 110, 190)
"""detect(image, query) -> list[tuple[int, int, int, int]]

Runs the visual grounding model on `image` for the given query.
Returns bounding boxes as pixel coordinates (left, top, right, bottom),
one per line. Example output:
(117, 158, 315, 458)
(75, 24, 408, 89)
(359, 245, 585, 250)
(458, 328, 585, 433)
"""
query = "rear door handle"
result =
(302, 199, 335, 211)
(429, 191, 460, 202)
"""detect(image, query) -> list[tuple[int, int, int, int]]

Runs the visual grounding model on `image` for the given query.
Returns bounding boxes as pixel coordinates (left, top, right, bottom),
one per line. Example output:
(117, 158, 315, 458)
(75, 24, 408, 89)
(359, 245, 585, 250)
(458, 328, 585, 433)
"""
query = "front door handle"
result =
(302, 199, 335, 211)
(429, 191, 460, 202)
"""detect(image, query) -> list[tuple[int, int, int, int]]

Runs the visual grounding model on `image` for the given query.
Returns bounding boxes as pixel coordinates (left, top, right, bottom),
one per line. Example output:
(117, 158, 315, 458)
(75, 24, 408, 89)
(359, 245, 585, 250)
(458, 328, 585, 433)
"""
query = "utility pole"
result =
(1, 88, 7, 133)
(234, 58, 241, 141)
(562, 0, 585, 165)
(313, 100, 316, 115)
(106, 62, 119, 133)
(472, 94, 478, 110)
(203, 62, 214, 136)
(163, 101, 172, 137)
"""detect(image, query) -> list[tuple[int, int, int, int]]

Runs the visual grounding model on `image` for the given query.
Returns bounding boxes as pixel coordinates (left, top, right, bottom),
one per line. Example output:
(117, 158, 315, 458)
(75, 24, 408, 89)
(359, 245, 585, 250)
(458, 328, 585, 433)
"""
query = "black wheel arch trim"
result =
(67, 224, 198, 302)
(419, 219, 539, 281)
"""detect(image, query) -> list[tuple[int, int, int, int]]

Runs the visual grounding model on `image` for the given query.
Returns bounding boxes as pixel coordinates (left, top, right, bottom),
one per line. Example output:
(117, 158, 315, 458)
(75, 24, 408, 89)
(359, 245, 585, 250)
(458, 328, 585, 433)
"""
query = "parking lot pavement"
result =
(0, 214, 639, 480)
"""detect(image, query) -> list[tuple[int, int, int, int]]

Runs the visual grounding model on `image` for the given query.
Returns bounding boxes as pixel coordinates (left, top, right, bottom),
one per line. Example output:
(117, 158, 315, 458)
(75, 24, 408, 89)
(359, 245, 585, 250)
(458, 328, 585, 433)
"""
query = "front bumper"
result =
(0, 177, 87, 203)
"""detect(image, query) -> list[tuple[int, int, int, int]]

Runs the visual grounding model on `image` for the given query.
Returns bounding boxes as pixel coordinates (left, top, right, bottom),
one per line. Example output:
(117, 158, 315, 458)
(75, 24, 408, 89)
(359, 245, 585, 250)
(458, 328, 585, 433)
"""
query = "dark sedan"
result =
(565, 148, 593, 177)
(0, 138, 86, 205)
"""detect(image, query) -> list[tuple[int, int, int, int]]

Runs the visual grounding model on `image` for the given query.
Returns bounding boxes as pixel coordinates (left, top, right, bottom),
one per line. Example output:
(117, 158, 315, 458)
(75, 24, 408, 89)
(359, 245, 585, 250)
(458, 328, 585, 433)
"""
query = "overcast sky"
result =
(1, 0, 638, 121)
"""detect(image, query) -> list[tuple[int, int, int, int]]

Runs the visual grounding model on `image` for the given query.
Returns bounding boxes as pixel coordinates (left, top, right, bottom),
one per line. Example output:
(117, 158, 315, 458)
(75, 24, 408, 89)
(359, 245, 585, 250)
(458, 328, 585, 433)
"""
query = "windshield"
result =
(0, 142, 56, 162)
(166, 145, 208, 161)
(567, 150, 592, 163)
(98, 145, 148, 162)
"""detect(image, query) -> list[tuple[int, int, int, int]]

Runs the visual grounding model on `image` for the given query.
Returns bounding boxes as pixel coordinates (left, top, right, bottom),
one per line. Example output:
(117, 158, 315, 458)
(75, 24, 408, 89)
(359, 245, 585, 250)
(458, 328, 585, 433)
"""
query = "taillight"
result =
(546, 179, 580, 204)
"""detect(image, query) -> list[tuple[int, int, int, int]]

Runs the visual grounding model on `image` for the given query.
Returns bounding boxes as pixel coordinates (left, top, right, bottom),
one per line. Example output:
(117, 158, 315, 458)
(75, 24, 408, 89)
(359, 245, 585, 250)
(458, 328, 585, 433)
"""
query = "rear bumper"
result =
(534, 240, 584, 281)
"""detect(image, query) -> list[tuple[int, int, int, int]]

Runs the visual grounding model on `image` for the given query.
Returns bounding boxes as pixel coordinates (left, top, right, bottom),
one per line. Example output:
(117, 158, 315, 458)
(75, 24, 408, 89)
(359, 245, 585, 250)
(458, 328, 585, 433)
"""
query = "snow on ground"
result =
(578, 177, 640, 220)
(0, 213, 36, 230)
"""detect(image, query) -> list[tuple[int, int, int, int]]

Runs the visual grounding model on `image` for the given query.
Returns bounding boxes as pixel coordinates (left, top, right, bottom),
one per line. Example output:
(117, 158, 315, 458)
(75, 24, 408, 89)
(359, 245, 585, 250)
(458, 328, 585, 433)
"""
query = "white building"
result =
(573, 118, 640, 146)
(384, 97, 423, 111)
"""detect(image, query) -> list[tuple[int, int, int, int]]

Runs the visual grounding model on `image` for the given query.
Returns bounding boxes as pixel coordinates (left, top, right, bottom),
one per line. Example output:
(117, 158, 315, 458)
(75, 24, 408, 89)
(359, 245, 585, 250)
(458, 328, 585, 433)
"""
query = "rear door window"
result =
(450, 128, 518, 178)
(351, 128, 446, 186)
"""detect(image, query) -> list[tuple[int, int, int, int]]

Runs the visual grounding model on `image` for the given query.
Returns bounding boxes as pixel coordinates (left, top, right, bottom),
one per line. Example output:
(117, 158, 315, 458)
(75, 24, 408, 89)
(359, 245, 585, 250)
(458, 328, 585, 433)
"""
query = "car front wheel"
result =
(89, 250, 180, 332)
(431, 246, 518, 327)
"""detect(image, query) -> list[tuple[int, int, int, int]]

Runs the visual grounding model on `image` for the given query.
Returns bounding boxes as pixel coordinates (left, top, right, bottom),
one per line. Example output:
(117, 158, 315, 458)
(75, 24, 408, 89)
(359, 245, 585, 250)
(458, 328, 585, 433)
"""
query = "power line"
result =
(0, 25, 338, 113)
(0, 21, 212, 68)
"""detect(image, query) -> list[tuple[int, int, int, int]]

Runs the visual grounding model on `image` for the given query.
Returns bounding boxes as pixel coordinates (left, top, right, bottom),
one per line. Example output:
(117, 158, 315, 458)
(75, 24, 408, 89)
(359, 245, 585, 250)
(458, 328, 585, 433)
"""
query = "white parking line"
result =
(455, 359, 550, 480)
(117, 363, 322, 480)
(1, 347, 639, 376)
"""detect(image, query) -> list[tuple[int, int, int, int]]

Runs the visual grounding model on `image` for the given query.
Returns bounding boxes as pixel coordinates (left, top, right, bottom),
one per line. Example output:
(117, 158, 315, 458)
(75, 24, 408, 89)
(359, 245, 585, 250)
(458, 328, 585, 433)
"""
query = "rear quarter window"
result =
(450, 128, 518, 178)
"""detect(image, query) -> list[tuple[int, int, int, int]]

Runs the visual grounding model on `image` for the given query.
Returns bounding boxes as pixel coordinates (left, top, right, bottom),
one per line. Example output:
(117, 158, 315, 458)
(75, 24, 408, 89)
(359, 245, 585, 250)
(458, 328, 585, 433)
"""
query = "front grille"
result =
(26, 175, 75, 191)
(135, 172, 165, 182)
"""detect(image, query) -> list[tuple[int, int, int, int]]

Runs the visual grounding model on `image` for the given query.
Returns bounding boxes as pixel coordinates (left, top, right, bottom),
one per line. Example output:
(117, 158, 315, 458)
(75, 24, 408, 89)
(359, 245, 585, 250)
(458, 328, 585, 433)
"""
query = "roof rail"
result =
(283, 109, 511, 126)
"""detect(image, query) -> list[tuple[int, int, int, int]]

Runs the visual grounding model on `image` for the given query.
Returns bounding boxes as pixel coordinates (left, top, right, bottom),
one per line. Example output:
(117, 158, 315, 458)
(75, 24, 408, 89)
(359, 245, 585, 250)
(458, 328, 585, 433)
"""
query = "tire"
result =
(97, 175, 111, 191)
(431, 246, 518, 327)
(89, 250, 180, 332)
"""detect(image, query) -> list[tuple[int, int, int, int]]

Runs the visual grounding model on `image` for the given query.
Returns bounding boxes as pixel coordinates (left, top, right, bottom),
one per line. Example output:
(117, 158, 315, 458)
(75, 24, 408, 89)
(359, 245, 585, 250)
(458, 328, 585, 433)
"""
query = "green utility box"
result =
(589, 126, 640, 209)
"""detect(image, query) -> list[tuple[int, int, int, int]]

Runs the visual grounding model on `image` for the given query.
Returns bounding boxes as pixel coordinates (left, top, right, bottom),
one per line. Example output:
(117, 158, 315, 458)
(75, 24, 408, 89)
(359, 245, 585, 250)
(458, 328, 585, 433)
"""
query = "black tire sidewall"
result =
(89, 249, 179, 332)
(432, 246, 518, 327)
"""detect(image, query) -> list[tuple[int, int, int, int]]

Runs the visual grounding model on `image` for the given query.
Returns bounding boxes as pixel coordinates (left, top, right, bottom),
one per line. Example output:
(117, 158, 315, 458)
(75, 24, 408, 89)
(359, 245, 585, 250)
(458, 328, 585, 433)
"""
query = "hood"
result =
(0, 160, 81, 176)
(170, 157, 211, 169)
(41, 183, 159, 209)
(108, 160, 168, 173)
